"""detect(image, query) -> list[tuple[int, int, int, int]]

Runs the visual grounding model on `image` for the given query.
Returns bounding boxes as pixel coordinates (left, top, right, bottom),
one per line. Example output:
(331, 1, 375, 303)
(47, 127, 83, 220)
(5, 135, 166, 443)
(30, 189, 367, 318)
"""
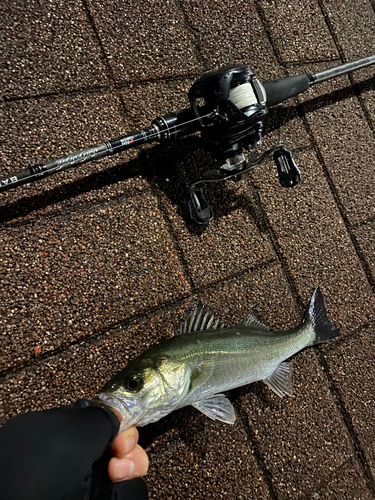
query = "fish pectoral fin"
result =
(263, 362, 294, 397)
(193, 394, 236, 424)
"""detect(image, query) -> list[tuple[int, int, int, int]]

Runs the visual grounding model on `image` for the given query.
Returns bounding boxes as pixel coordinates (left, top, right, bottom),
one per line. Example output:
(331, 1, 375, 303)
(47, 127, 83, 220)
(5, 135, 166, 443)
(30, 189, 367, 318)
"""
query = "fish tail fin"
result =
(306, 287, 340, 346)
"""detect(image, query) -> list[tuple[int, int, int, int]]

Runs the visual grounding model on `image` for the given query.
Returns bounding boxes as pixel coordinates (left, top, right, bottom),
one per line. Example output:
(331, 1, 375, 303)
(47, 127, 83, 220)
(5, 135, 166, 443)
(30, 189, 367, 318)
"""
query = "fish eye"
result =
(125, 374, 144, 392)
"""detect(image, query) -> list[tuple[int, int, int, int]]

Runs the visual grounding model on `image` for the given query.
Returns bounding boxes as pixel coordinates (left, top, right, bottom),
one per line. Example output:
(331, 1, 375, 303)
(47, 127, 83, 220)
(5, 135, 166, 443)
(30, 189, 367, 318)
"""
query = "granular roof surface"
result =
(1, 0, 375, 498)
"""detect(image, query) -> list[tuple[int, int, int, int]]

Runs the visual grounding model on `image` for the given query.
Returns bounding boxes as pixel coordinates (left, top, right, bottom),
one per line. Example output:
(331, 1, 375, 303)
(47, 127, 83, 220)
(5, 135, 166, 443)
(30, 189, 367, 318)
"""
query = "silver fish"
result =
(96, 287, 339, 432)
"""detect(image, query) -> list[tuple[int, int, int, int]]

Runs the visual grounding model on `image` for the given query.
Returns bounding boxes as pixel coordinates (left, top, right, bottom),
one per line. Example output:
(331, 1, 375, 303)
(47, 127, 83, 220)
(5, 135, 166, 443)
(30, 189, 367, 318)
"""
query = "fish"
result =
(95, 287, 339, 432)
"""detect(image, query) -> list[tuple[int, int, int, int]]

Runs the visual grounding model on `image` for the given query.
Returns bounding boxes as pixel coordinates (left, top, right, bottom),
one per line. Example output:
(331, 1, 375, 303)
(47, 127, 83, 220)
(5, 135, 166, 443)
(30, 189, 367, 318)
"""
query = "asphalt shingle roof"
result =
(1, 0, 375, 498)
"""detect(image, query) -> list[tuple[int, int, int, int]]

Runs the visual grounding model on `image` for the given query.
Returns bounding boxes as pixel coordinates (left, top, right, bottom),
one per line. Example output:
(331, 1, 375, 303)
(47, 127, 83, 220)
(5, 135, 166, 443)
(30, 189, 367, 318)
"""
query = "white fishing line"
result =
(229, 82, 257, 114)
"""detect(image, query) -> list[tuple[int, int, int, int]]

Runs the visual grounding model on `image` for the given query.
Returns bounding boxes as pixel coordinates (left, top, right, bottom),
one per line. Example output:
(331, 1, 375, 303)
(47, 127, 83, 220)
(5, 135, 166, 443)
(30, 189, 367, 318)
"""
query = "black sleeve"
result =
(0, 400, 148, 500)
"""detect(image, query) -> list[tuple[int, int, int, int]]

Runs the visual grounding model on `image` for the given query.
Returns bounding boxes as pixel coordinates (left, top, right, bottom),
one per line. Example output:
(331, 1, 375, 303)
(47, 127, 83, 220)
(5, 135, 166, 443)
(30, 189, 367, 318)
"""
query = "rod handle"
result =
(263, 75, 311, 107)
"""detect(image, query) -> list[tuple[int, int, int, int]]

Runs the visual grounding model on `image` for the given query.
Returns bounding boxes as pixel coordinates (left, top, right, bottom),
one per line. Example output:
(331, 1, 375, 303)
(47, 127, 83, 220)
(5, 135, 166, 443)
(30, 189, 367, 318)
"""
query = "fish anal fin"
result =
(193, 394, 236, 424)
(263, 362, 293, 397)
(177, 303, 223, 335)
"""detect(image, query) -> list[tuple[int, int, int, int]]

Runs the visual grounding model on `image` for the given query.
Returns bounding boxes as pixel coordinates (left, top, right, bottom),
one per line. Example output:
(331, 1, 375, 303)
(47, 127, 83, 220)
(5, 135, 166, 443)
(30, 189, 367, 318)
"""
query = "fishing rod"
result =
(1, 55, 374, 223)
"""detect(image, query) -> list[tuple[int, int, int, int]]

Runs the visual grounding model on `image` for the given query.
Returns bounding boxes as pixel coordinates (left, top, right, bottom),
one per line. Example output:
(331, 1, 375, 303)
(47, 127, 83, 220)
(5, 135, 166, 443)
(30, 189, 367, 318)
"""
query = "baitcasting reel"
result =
(185, 63, 300, 223)
(1, 55, 374, 223)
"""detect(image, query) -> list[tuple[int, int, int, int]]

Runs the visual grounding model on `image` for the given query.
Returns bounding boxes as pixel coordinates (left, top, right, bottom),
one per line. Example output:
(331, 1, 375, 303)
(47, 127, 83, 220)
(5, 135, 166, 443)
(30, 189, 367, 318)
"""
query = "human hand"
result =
(108, 425, 149, 482)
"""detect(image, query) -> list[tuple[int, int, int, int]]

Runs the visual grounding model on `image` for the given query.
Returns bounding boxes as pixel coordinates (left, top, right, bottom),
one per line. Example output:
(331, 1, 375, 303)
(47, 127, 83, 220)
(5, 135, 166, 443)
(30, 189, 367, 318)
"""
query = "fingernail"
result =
(125, 436, 136, 455)
(123, 458, 135, 478)
(114, 458, 135, 480)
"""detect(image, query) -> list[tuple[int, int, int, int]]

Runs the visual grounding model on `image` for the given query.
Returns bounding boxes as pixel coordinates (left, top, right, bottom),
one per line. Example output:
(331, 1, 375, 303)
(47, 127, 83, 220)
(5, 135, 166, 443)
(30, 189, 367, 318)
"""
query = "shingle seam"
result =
(81, 0, 117, 85)
(319, 353, 375, 495)
(317, 0, 375, 137)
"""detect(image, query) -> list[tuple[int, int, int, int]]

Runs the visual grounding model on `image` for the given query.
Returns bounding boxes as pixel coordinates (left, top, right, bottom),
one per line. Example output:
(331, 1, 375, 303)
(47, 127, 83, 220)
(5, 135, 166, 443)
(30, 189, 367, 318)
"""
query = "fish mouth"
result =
(94, 392, 131, 417)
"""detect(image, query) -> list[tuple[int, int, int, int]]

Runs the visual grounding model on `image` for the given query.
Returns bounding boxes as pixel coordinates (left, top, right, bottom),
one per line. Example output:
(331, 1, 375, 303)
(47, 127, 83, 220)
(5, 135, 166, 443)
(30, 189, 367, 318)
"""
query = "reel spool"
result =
(229, 82, 259, 112)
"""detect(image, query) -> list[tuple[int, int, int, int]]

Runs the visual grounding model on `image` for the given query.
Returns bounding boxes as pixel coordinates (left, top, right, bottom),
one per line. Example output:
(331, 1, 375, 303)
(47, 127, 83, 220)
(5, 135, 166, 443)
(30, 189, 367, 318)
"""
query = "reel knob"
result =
(274, 146, 301, 188)
(187, 186, 213, 224)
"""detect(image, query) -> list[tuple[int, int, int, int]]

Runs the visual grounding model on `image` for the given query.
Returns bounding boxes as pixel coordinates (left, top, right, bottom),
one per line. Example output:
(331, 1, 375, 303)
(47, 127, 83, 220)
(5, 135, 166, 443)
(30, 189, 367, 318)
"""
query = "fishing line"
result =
(1, 112, 216, 188)
(124, 111, 214, 145)
(229, 83, 258, 113)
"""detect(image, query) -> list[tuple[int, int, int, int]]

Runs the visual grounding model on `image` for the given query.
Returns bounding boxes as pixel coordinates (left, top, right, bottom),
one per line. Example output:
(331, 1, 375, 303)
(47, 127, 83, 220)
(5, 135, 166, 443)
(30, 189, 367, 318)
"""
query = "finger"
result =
(111, 426, 139, 458)
(108, 444, 149, 482)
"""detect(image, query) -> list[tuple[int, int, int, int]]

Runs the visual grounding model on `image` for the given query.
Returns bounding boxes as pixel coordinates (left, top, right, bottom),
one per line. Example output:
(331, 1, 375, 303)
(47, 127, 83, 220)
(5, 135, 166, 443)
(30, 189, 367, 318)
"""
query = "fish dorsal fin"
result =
(237, 311, 269, 331)
(177, 303, 224, 335)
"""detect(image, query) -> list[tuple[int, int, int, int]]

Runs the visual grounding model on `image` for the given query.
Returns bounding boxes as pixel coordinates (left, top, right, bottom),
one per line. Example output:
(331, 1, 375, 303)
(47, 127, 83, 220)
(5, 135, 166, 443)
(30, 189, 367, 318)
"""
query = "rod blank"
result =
(310, 55, 375, 85)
